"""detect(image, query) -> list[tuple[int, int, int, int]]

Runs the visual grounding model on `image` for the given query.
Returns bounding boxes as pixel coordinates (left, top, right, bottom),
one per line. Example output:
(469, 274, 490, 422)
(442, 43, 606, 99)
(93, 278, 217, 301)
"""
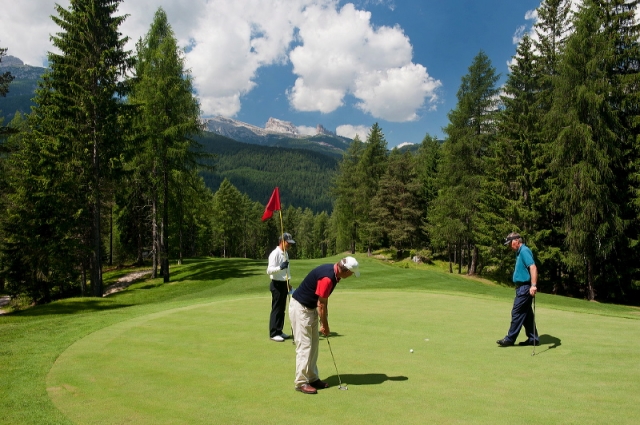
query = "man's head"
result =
(504, 232, 523, 251)
(337, 256, 360, 278)
(279, 232, 295, 249)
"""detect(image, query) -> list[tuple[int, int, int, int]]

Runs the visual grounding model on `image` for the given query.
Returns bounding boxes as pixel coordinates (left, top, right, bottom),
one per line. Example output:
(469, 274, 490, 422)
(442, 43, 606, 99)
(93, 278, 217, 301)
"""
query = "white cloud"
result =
(336, 124, 370, 140)
(512, 25, 527, 45)
(288, 3, 440, 121)
(297, 125, 318, 136)
(0, 0, 440, 122)
(353, 64, 441, 122)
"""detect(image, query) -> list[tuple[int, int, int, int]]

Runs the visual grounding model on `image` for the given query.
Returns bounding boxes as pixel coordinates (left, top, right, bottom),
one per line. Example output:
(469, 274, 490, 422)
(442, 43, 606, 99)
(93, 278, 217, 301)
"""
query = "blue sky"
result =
(0, 0, 543, 147)
(233, 0, 543, 146)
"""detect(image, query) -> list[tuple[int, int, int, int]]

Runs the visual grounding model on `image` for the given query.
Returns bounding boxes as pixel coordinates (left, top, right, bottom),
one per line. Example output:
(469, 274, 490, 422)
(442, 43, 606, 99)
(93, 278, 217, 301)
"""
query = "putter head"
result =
(338, 384, 348, 390)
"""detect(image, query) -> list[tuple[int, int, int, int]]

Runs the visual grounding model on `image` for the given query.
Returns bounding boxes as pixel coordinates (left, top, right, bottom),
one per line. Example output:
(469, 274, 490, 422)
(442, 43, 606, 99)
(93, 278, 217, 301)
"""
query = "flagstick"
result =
(278, 209, 295, 343)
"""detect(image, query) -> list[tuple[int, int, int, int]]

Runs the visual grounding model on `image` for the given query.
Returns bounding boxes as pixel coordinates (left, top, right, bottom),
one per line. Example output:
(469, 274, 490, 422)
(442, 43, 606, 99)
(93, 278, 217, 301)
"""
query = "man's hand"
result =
(320, 323, 330, 336)
(279, 260, 289, 270)
(530, 285, 538, 296)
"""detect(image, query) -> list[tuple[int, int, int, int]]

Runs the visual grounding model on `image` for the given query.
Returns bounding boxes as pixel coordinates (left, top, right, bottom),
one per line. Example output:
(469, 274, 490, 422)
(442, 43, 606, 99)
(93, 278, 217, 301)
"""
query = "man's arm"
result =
(529, 264, 538, 296)
(266, 250, 284, 275)
(318, 296, 329, 336)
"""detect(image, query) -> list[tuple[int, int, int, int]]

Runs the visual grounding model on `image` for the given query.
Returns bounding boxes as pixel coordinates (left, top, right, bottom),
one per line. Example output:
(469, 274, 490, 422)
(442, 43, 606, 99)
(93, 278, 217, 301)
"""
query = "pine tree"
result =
(547, 0, 639, 300)
(493, 34, 551, 282)
(0, 45, 13, 98)
(211, 179, 244, 258)
(356, 123, 388, 254)
(332, 135, 365, 253)
(414, 133, 441, 246)
(4, 0, 133, 299)
(431, 51, 500, 274)
(130, 7, 202, 281)
(371, 149, 423, 257)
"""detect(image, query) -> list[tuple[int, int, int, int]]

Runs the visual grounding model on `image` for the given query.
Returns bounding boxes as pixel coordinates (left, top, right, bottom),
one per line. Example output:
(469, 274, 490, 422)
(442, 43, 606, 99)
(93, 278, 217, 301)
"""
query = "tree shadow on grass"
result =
(172, 258, 264, 282)
(324, 373, 408, 387)
(11, 299, 134, 317)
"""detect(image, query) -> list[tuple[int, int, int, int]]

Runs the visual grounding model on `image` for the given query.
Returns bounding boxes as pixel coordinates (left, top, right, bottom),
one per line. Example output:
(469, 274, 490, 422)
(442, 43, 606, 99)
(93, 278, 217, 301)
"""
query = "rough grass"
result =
(1, 255, 639, 424)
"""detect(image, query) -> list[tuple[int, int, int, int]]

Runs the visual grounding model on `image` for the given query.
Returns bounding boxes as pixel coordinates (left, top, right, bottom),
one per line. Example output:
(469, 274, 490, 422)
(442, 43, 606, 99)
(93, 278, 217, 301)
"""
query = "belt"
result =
(515, 282, 531, 287)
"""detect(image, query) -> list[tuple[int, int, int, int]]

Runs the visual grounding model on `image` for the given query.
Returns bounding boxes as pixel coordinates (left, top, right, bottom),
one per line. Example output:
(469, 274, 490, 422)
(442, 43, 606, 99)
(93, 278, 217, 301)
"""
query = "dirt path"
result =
(0, 270, 151, 312)
(0, 295, 10, 314)
(103, 270, 152, 297)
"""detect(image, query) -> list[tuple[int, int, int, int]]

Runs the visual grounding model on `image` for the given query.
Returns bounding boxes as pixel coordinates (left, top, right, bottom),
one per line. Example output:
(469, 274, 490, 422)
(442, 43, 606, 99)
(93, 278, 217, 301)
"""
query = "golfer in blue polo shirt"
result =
(497, 232, 540, 347)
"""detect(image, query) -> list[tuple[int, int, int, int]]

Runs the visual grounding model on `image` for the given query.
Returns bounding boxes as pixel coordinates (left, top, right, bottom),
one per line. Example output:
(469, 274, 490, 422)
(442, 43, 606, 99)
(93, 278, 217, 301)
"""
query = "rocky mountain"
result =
(265, 117, 298, 135)
(204, 116, 352, 157)
(0, 55, 24, 67)
(0, 56, 46, 121)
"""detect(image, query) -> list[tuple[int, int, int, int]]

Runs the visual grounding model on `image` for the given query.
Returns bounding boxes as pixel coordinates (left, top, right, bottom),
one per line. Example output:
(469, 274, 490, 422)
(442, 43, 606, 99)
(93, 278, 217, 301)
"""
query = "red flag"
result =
(261, 187, 281, 221)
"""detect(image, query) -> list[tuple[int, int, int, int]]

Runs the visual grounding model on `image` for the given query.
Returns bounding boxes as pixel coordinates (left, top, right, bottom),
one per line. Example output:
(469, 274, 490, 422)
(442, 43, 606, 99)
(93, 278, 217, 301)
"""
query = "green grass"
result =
(1, 255, 639, 424)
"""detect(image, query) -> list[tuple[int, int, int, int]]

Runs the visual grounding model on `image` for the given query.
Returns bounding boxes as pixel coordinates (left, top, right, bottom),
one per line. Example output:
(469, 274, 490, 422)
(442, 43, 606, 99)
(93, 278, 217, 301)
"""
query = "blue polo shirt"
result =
(513, 244, 535, 284)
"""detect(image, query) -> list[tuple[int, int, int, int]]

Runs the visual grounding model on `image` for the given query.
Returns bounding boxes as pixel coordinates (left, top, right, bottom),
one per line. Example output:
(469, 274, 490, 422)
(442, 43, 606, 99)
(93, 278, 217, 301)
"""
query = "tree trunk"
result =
(109, 205, 113, 266)
(80, 260, 87, 297)
(351, 222, 357, 254)
(136, 226, 144, 266)
(587, 259, 595, 301)
(448, 243, 453, 273)
(468, 245, 478, 276)
(152, 187, 158, 279)
(91, 136, 102, 297)
(162, 166, 169, 283)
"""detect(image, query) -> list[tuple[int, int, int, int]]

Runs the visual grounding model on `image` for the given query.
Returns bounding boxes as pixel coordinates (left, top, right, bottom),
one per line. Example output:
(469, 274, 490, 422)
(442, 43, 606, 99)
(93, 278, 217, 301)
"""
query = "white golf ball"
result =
(410, 349, 414, 353)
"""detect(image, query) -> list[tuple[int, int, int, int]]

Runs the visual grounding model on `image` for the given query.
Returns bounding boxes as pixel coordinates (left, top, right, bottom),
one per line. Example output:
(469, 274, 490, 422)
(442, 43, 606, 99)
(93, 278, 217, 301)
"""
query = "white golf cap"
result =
(341, 256, 360, 277)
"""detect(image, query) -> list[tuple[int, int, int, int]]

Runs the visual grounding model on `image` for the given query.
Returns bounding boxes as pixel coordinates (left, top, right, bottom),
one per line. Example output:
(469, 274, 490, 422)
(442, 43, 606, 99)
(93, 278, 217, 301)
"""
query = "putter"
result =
(531, 296, 536, 357)
(326, 336, 348, 390)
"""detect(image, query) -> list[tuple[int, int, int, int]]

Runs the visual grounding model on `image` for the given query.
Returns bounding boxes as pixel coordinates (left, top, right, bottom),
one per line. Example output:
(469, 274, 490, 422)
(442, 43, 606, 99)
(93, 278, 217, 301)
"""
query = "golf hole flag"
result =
(261, 187, 281, 221)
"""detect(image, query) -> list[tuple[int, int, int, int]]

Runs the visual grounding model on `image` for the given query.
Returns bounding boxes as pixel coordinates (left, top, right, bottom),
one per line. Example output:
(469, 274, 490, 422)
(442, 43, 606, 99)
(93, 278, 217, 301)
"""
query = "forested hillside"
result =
(0, 57, 44, 121)
(197, 131, 338, 213)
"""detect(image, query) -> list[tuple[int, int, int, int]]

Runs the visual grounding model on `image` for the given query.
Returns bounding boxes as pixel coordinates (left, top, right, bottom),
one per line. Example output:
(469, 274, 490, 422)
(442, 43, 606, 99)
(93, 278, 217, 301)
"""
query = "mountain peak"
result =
(0, 55, 24, 67)
(265, 117, 298, 135)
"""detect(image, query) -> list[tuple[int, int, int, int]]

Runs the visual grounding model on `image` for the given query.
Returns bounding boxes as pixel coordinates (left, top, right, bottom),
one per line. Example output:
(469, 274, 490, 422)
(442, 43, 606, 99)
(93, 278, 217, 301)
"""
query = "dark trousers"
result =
(270, 280, 288, 337)
(506, 284, 539, 343)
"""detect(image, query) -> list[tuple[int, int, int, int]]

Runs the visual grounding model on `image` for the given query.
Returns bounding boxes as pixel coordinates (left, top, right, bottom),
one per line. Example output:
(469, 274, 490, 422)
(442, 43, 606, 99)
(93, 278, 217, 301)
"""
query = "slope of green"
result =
(1, 256, 639, 424)
(197, 132, 338, 212)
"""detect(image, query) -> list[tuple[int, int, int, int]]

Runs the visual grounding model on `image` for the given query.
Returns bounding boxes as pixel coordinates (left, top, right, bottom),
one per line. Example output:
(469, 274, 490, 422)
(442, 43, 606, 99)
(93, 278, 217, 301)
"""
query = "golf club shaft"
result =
(326, 336, 343, 387)
(532, 296, 536, 356)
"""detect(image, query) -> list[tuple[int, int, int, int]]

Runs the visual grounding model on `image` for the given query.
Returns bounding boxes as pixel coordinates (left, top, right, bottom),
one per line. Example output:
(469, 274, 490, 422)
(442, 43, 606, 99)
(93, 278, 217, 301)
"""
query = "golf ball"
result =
(410, 349, 414, 353)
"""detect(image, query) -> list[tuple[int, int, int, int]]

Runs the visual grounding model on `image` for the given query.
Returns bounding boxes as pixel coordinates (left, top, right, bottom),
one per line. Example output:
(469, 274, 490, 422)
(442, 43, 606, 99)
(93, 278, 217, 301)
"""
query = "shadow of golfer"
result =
(532, 334, 561, 355)
(324, 373, 408, 387)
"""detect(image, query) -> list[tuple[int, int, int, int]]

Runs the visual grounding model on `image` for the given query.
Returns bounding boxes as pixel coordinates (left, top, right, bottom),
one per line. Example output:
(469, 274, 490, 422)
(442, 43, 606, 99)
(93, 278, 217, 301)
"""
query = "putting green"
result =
(47, 291, 640, 424)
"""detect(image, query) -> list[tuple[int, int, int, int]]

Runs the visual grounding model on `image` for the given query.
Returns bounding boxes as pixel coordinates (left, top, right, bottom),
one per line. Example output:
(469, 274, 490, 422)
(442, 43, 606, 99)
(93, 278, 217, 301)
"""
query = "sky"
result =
(0, 0, 545, 147)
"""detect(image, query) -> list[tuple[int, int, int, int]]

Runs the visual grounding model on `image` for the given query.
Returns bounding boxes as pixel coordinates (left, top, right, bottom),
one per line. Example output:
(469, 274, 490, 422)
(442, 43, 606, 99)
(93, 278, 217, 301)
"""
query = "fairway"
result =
(47, 290, 640, 424)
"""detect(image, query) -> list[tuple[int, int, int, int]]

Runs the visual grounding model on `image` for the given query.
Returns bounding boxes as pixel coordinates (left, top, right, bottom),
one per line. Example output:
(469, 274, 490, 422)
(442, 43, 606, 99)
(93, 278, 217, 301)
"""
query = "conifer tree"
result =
(357, 123, 388, 254)
(4, 0, 133, 298)
(332, 135, 365, 253)
(313, 211, 330, 258)
(547, 0, 639, 300)
(414, 133, 441, 246)
(430, 51, 499, 274)
(130, 7, 202, 281)
(493, 34, 553, 281)
(0, 45, 13, 98)
(371, 149, 423, 256)
(211, 178, 244, 257)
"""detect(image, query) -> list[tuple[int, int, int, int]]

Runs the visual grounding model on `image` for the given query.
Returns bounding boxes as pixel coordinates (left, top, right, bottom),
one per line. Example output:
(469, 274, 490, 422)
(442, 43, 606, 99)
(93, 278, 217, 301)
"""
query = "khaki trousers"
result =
(289, 297, 319, 387)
